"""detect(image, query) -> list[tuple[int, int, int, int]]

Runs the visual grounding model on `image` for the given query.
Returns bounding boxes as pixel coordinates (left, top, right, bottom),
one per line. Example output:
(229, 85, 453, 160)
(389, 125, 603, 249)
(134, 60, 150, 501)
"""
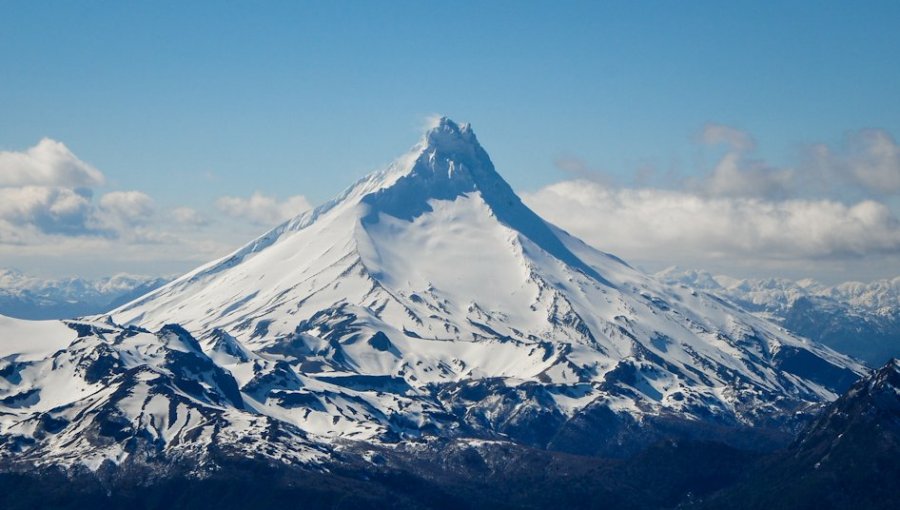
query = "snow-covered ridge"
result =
(0, 118, 869, 470)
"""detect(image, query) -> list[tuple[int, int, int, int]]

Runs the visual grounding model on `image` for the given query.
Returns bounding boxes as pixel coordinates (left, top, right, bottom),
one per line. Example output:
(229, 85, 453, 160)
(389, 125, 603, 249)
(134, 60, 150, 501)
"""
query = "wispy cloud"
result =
(686, 124, 794, 198)
(216, 192, 311, 225)
(170, 207, 209, 226)
(805, 129, 900, 196)
(696, 123, 756, 151)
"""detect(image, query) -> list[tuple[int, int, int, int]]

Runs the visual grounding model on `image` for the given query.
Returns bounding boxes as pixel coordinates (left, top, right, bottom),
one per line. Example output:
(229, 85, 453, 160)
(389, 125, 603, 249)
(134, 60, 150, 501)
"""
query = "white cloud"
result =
(701, 152, 795, 198)
(216, 192, 311, 225)
(3, 128, 897, 283)
(98, 191, 155, 224)
(523, 180, 900, 272)
(657, 124, 900, 203)
(0, 138, 104, 188)
(0, 141, 159, 241)
(0, 186, 94, 237)
(170, 207, 209, 226)
(83, 191, 157, 240)
(688, 124, 796, 198)
(806, 129, 900, 196)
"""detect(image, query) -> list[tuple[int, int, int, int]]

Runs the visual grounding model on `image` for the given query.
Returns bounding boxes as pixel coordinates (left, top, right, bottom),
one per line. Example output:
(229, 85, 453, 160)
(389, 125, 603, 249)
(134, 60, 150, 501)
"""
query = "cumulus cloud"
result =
(94, 191, 156, 232)
(0, 138, 104, 188)
(523, 180, 900, 272)
(0, 140, 161, 241)
(3, 128, 897, 282)
(216, 192, 311, 225)
(701, 152, 795, 198)
(690, 125, 900, 201)
(0, 186, 94, 238)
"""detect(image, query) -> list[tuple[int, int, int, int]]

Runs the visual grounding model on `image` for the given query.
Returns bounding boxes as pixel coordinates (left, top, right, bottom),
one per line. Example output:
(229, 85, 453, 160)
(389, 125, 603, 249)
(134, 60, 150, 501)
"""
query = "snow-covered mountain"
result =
(656, 268, 900, 366)
(0, 118, 867, 473)
(0, 269, 168, 320)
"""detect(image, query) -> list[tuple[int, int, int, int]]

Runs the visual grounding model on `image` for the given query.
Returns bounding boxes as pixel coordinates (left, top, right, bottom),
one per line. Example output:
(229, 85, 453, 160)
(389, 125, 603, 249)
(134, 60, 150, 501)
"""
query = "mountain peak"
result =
(411, 116, 495, 186)
(422, 116, 477, 152)
(873, 357, 900, 387)
(358, 117, 508, 221)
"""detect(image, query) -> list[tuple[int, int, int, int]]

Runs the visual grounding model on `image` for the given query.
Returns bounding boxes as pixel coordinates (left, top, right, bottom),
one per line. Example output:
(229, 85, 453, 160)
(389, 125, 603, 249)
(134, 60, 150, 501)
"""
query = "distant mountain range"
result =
(0, 269, 168, 320)
(656, 268, 900, 366)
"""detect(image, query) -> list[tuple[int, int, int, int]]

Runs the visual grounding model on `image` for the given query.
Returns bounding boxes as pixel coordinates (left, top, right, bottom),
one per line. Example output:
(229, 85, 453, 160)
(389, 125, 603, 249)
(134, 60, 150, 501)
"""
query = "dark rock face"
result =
(699, 359, 900, 509)
(773, 346, 859, 393)
(783, 297, 900, 367)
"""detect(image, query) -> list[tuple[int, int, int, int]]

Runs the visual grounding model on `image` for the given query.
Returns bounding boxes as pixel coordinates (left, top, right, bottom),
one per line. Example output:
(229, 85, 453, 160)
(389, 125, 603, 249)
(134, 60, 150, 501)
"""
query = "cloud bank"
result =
(525, 182, 900, 259)
(0, 139, 160, 245)
(524, 124, 900, 281)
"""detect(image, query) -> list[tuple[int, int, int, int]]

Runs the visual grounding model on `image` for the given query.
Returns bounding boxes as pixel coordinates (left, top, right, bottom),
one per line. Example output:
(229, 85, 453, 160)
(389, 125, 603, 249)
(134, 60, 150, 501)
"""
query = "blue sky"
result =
(1, 1, 899, 281)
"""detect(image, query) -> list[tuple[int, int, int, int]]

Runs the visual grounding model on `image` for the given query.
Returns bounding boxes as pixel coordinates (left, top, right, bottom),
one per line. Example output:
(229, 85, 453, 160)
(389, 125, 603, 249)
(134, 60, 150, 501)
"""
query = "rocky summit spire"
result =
(423, 116, 477, 155)
(360, 117, 512, 220)
(414, 117, 507, 193)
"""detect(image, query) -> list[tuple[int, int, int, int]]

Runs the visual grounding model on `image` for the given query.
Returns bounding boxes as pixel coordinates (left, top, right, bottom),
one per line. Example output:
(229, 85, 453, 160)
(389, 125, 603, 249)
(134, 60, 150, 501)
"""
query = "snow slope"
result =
(0, 314, 74, 361)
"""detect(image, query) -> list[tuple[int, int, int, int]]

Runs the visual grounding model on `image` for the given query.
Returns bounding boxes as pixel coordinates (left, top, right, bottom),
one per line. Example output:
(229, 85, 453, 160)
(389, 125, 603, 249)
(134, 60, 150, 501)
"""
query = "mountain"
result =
(699, 358, 900, 509)
(656, 268, 900, 366)
(0, 269, 169, 320)
(0, 118, 867, 491)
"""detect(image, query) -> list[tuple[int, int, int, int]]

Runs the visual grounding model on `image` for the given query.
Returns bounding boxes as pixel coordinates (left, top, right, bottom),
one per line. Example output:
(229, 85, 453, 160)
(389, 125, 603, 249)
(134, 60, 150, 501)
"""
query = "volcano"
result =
(0, 118, 865, 471)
